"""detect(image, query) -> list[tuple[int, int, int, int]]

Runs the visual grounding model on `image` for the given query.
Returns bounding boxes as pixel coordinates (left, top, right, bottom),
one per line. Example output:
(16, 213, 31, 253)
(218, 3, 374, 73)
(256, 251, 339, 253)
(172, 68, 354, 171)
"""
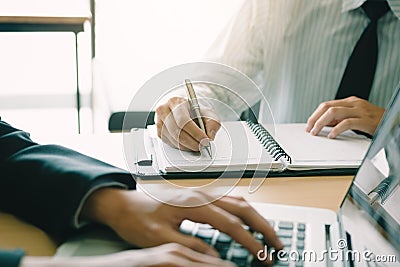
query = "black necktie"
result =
(335, 1, 390, 100)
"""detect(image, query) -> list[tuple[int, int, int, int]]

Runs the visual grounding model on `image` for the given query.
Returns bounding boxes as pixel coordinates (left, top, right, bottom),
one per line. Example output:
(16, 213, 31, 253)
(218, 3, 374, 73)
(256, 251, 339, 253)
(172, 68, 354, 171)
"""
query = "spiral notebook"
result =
(135, 121, 371, 175)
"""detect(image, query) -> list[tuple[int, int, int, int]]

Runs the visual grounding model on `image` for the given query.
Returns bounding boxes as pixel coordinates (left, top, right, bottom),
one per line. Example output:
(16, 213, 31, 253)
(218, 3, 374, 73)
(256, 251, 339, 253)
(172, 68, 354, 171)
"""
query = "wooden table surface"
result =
(0, 134, 354, 255)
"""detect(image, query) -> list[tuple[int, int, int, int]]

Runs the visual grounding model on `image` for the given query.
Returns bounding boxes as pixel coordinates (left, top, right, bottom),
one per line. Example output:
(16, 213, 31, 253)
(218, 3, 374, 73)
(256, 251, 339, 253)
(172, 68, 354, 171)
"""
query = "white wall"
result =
(95, 0, 244, 111)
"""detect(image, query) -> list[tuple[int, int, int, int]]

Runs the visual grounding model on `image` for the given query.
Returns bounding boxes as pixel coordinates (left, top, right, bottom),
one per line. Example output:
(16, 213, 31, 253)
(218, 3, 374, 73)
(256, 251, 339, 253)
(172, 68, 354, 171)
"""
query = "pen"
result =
(184, 79, 213, 158)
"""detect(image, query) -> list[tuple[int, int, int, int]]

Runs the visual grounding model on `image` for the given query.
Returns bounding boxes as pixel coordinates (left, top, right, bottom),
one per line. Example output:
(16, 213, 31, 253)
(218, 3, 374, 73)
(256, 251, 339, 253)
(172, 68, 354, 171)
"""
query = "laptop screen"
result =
(342, 84, 400, 252)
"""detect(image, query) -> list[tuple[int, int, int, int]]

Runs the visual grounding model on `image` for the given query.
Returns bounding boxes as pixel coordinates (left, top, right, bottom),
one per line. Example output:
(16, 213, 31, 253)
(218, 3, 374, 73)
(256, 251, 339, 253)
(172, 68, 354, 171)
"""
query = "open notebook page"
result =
(263, 124, 371, 169)
(147, 121, 281, 172)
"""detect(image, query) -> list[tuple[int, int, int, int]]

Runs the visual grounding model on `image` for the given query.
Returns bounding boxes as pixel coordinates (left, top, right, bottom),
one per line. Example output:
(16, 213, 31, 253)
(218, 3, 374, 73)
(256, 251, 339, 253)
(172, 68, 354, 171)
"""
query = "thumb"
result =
(202, 109, 221, 140)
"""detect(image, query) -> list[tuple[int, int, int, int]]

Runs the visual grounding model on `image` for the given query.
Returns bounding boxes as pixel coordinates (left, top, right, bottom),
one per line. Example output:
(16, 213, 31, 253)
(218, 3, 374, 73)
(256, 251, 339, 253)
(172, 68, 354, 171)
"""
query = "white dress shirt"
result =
(199, 0, 400, 124)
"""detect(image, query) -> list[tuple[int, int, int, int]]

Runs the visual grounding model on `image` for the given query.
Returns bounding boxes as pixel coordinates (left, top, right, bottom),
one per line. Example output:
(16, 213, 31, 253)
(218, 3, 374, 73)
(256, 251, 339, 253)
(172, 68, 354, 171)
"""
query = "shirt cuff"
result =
(73, 182, 128, 228)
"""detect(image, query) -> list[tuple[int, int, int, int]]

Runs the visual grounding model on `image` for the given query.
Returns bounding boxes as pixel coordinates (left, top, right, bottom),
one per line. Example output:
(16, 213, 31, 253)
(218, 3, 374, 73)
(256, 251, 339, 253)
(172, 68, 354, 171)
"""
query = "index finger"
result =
(213, 196, 282, 250)
(185, 204, 268, 259)
(309, 106, 358, 137)
(306, 98, 355, 132)
(202, 108, 221, 140)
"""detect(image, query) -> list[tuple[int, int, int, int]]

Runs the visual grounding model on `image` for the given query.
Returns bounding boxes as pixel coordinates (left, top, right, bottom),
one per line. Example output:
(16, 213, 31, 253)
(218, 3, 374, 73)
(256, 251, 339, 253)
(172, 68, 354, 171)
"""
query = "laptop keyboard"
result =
(180, 220, 307, 267)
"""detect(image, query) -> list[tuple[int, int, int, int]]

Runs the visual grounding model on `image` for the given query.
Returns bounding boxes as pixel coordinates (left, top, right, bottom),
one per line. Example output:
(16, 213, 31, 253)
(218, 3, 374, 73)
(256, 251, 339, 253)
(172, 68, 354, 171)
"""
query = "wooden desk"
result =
(147, 176, 353, 212)
(0, 134, 354, 255)
(0, 213, 57, 256)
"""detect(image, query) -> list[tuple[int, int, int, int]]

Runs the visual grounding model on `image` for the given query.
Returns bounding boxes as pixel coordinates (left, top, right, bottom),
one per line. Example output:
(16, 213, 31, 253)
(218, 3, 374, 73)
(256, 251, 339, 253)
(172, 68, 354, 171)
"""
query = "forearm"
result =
(80, 187, 129, 228)
(0, 120, 135, 238)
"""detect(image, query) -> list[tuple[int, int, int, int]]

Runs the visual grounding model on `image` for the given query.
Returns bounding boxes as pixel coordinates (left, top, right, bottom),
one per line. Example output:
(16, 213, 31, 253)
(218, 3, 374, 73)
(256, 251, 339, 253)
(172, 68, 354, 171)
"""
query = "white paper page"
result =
(148, 121, 279, 172)
(263, 124, 371, 168)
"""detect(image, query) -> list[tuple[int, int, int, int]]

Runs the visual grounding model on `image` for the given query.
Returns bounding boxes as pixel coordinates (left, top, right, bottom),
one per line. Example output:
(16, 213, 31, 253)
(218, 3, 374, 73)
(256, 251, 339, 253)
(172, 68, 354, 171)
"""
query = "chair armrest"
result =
(108, 111, 155, 132)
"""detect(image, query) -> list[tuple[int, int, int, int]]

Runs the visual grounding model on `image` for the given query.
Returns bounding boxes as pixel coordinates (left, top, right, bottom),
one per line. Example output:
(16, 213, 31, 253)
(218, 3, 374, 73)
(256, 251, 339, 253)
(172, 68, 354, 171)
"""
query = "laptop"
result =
(178, 86, 400, 267)
(56, 86, 400, 266)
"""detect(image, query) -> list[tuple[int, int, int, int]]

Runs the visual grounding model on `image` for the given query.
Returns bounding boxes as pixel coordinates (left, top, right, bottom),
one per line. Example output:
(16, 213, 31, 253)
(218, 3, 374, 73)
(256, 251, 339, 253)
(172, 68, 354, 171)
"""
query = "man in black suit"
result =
(0, 119, 281, 267)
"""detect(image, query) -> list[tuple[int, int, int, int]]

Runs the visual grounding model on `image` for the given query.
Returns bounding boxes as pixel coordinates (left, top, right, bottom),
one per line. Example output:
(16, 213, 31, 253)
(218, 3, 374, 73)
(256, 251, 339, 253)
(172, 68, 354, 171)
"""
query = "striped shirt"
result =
(200, 0, 400, 124)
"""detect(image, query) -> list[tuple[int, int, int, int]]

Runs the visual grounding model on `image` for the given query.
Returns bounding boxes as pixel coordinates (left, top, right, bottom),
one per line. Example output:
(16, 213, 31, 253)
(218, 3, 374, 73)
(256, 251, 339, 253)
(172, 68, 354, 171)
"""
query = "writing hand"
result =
(155, 97, 221, 151)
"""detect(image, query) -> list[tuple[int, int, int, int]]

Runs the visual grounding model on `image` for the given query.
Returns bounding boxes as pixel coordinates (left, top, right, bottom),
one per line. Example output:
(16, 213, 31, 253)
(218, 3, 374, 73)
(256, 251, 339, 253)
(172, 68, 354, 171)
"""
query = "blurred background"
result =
(0, 0, 243, 137)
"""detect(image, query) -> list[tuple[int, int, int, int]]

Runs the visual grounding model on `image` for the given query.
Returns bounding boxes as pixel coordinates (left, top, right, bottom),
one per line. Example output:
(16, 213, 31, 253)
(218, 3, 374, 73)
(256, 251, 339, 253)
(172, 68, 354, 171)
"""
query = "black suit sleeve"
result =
(0, 120, 136, 240)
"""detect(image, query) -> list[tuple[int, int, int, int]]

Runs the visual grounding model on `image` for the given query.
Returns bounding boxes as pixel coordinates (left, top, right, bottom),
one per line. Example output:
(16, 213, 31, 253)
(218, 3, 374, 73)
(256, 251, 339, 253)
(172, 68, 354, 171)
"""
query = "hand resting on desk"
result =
(306, 96, 385, 138)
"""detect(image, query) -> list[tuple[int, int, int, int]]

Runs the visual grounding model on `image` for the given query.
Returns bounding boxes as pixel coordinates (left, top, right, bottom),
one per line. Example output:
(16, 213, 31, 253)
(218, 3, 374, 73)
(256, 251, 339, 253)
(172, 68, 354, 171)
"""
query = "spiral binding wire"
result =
(246, 120, 292, 164)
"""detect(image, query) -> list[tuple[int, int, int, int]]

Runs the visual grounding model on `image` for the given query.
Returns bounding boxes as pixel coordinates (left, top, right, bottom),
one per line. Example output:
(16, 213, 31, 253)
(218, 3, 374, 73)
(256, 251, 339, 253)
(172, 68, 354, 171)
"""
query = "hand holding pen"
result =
(155, 80, 221, 153)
